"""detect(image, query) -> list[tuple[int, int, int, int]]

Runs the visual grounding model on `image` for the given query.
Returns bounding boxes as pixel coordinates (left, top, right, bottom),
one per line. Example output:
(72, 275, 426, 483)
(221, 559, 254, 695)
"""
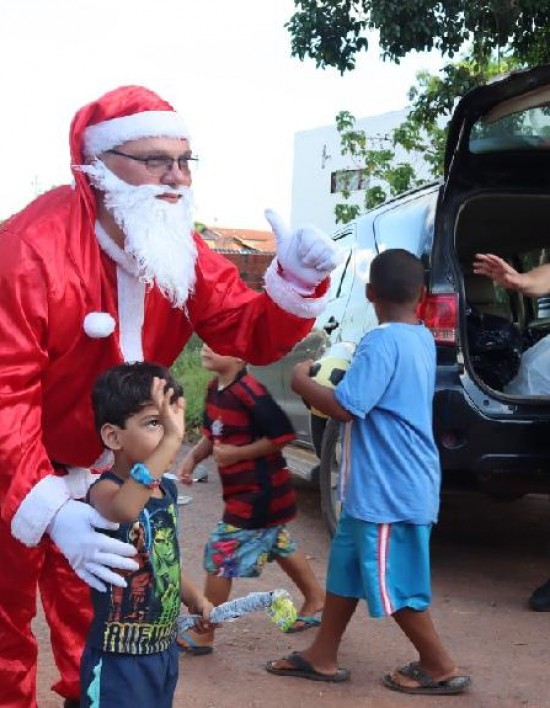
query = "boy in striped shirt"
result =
(178, 344, 325, 654)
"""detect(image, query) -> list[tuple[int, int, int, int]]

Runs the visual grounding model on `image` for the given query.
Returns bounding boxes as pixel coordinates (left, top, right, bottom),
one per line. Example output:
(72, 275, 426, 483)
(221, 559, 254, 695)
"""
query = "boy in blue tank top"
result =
(266, 249, 471, 696)
(80, 362, 212, 708)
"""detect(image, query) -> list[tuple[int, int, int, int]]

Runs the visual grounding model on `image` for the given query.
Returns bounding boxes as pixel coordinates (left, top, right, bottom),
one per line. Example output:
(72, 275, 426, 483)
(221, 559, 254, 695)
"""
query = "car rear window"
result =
(470, 88, 550, 154)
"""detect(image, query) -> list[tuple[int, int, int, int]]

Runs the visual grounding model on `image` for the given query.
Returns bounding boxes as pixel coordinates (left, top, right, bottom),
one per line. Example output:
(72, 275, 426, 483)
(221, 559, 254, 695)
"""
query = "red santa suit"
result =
(0, 86, 331, 706)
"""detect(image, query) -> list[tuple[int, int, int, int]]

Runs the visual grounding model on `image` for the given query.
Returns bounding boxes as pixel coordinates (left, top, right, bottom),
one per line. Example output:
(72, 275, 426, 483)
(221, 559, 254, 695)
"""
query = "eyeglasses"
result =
(105, 149, 199, 175)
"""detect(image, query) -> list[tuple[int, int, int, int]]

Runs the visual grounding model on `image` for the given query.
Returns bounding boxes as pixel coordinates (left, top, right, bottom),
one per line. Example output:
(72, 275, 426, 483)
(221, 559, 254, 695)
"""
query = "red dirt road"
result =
(35, 448, 550, 707)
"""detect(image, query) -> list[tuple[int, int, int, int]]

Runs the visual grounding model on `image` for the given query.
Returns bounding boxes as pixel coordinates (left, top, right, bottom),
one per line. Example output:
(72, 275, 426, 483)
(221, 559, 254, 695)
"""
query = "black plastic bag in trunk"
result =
(466, 311, 522, 390)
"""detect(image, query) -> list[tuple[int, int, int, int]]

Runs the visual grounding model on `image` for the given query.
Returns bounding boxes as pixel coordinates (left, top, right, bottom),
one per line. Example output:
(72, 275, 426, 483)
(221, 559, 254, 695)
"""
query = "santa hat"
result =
(75, 85, 190, 159)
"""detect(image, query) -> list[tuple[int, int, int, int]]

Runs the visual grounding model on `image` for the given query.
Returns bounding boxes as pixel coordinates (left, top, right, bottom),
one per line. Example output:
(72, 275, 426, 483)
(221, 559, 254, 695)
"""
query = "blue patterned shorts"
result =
(203, 522, 297, 578)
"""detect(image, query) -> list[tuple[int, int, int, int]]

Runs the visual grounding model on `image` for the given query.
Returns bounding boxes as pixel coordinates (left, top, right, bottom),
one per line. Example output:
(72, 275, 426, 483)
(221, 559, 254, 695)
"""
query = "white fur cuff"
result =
(264, 259, 328, 319)
(11, 476, 71, 547)
(65, 467, 97, 500)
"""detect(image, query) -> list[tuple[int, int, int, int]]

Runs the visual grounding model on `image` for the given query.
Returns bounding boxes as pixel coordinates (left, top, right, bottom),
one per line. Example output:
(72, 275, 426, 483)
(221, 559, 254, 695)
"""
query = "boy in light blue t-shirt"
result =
(266, 249, 471, 697)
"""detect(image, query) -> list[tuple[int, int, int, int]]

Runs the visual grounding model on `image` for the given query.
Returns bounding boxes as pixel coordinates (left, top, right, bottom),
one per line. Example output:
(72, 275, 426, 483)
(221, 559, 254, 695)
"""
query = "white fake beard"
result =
(79, 160, 198, 308)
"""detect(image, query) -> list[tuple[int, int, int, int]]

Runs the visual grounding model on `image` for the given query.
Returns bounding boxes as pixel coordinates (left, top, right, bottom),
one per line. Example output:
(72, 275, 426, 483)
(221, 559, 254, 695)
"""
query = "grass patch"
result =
(171, 335, 212, 441)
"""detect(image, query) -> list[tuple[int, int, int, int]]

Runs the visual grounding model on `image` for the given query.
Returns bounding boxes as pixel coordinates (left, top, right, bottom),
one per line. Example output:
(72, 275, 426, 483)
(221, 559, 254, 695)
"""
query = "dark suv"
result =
(252, 64, 550, 533)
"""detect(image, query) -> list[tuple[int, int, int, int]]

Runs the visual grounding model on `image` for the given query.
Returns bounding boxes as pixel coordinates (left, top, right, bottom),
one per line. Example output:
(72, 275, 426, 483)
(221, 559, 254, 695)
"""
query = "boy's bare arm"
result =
(181, 571, 214, 631)
(179, 436, 214, 484)
(91, 378, 185, 523)
(212, 437, 281, 467)
(291, 360, 352, 421)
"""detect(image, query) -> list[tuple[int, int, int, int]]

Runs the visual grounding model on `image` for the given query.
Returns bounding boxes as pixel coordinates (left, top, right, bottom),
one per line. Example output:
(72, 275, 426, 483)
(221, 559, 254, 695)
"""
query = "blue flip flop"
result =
(177, 632, 213, 656)
(284, 613, 322, 634)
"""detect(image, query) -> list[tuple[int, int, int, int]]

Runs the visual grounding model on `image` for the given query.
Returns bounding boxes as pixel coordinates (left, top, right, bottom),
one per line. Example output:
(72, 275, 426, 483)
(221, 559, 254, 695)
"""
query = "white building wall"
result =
(291, 109, 429, 234)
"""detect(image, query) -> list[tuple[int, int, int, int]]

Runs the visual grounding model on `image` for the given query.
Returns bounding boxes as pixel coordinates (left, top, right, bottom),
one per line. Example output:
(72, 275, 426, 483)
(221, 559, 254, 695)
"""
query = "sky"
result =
(0, 0, 444, 229)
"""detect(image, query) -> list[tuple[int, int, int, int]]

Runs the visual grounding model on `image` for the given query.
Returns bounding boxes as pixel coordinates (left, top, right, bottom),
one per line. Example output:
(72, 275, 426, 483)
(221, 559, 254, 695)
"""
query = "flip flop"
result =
(177, 632, 213, 656)
(284, 613, 322, 634)
(382, 661, 471, 695)
(266, 651, 350, 683)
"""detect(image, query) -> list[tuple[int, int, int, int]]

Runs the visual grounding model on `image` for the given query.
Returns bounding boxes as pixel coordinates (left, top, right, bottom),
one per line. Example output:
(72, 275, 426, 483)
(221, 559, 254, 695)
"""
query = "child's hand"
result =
(186, 594, 215, 633)
(178, 453, 195, 486)
(151, 377, 185, 444)
(213, 441, 241, 467)
(292, 359, 314, 384)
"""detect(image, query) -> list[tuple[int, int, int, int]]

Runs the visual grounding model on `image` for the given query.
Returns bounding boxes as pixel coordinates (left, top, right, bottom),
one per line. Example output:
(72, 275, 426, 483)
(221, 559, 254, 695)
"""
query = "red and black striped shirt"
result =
(203, 369, 297, 529)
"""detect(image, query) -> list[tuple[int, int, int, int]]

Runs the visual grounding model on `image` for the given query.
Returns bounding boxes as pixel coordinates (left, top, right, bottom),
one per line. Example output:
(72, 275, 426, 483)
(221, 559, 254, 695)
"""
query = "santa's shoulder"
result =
(0, 185, 74, 254)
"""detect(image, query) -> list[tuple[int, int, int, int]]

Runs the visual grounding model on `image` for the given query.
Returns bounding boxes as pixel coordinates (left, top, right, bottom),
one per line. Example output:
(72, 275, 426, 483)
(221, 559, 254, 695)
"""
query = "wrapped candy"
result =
(178, 588, 298, 634)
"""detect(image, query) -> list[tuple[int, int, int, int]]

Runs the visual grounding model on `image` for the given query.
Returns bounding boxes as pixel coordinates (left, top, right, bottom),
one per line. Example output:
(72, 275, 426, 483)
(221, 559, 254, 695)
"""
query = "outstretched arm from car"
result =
(474, 253, 550, 297)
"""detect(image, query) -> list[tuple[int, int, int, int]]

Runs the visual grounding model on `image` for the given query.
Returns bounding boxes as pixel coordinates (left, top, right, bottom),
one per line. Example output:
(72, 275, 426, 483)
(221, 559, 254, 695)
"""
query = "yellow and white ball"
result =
(307, 342, 355, 418)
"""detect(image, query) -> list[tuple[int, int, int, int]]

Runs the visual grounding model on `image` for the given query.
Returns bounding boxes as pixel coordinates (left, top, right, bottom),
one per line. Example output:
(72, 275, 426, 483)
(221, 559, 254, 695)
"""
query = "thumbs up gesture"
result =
(265, 209, 344, 295)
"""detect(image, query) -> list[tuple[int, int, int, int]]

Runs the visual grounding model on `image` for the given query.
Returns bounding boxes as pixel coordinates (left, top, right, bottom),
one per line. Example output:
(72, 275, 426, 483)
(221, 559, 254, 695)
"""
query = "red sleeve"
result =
(187, 237, 328, 366)
(0, 229, 54, 524)
(240, 375, 296, 445)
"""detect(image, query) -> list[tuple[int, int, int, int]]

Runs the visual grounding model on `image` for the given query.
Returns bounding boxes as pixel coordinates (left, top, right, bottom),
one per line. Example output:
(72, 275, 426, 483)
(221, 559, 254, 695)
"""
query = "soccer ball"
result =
(306, 342, 355, 419)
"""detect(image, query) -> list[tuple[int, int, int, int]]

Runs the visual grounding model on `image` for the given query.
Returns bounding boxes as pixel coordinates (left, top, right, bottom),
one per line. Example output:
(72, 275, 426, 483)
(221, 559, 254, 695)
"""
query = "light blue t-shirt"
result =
(334, 322, 440, 525)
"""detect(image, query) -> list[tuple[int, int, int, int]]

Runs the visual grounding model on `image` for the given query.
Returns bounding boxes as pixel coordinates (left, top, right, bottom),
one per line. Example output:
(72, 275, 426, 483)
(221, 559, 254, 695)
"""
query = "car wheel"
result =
(310, 414, 327, 458)
(319, 418, 342, 536)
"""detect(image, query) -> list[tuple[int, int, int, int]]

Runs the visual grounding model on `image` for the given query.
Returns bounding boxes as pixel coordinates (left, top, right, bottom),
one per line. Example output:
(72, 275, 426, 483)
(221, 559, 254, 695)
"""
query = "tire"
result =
(305, 414, 326, 486)
(310, 414, 327, 458)
(319, 418, 342, 536)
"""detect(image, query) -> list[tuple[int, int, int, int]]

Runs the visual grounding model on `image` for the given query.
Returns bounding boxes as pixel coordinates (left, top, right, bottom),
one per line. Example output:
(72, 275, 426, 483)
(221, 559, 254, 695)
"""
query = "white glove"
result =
(47, 500, 139, 592)
(265, 209, 344, 295)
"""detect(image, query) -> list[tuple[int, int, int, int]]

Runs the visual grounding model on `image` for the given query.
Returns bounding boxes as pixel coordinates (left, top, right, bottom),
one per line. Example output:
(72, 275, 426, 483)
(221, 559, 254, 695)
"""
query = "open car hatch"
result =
(444, 64, 550, 188)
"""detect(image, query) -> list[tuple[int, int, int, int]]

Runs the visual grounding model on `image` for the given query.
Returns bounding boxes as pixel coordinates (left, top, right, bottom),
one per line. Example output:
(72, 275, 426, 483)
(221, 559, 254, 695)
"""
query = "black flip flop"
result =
(266, 651, 350, 683)
(383, 662, 471, 695)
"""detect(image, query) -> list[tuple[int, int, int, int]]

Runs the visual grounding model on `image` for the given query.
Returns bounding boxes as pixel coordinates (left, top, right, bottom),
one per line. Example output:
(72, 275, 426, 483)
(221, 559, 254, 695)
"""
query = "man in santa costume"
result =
(0, 85, 341, 707)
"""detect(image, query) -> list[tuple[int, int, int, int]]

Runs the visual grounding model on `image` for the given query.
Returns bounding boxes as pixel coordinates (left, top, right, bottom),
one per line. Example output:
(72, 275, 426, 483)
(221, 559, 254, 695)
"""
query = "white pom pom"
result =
(83, 312, 116, 339)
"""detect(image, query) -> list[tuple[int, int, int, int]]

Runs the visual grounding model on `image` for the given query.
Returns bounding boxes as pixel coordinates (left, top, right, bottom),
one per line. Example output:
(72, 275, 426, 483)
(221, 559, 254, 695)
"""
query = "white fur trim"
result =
(64, 466, 96, 500)
(83, 111, 190, 157)
(117, 266, 145, 362)
(94, 221, 144, 360)
(94, 448, 115, 471)
(83, 312, 116, 338)
(264, 259, 328, 319)
(11, 476, 71, 547)
(95, 220, 138, 276)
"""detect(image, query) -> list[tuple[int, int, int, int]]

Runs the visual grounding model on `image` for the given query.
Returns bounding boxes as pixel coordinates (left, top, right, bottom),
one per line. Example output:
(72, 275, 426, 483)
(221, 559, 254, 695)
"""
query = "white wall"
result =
(291, 109, 430, 234)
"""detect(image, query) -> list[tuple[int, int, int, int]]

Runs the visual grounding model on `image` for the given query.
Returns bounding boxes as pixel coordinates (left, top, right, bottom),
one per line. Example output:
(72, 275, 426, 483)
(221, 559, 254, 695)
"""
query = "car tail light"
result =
(417, 293, 457, 345)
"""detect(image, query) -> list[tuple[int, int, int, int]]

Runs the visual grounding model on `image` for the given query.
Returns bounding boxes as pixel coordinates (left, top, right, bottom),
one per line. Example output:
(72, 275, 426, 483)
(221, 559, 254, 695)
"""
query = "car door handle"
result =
(323, 316, 339, 333)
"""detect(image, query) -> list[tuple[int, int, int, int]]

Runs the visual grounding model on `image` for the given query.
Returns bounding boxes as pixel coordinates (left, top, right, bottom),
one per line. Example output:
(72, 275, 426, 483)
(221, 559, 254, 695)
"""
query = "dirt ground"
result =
(35, 446, 550, 708)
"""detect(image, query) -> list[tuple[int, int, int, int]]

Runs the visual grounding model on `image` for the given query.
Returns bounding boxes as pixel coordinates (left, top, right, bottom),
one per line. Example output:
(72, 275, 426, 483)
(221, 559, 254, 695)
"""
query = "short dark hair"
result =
(92, 362, 183, 432)
(369, 249, 424, 304)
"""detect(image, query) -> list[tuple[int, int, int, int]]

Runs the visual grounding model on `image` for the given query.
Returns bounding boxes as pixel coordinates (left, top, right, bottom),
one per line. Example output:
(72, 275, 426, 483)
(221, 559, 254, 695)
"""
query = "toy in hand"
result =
(178, 589, 298, 634)
(305, 342, 355, 418)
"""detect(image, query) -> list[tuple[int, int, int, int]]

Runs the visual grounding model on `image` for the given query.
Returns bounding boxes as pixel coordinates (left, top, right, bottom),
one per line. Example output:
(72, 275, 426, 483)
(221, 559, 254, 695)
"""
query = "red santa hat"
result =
(72, 85, 191, 160)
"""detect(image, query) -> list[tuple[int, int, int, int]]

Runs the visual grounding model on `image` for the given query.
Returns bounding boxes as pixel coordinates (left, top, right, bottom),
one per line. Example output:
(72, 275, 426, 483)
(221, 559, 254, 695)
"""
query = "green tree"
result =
(335, 57, 519, 223)
(333, 56, 520, 222)
(286, 1, 550, 73)
(295, 1, 550, 222)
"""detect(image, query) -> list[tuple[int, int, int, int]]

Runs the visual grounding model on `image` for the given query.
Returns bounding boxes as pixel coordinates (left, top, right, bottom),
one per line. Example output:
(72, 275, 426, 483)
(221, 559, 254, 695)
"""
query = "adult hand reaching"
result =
(473, 253, 526, 291)
(265, 209, 344, 295)
(47, 499, 139, 592)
